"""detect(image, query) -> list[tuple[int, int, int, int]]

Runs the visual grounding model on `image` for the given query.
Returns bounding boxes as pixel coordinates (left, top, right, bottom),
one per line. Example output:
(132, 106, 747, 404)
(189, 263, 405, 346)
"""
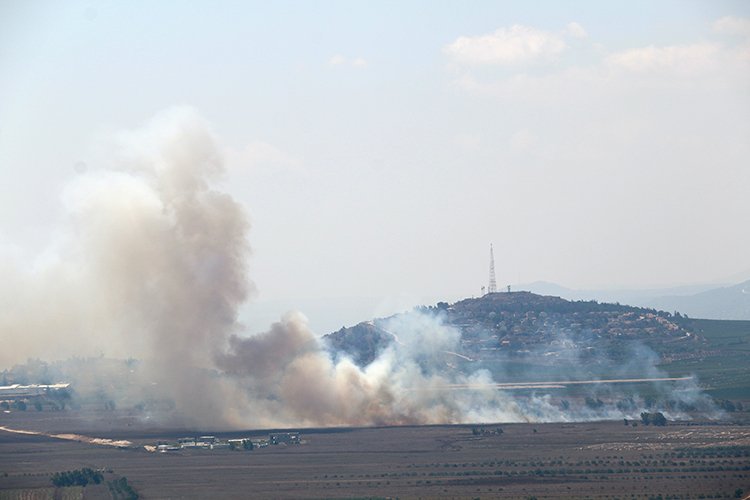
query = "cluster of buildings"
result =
(0, 383, 70, 400)
(146, 432, 301, 453)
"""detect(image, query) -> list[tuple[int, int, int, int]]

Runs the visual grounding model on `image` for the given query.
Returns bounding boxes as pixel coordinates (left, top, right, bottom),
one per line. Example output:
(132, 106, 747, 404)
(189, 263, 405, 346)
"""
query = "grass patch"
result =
(660, 319, 750, 399)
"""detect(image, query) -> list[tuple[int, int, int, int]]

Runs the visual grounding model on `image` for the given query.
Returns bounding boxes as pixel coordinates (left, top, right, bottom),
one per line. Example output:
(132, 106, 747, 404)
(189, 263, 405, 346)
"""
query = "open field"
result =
(1, 411, 749, 499)
(661, 319, 750, 400)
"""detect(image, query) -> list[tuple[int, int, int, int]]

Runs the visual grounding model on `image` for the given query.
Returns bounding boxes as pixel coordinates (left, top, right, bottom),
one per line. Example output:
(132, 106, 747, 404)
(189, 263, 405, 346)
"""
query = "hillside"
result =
(659, 318, 750, 399)
(325, 292, 700, 370)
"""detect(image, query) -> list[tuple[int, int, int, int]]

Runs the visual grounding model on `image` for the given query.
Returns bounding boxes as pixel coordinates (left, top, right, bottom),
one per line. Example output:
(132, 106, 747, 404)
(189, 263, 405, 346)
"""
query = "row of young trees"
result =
(51, 467, 103, 487)
(50, 468, 139, 499)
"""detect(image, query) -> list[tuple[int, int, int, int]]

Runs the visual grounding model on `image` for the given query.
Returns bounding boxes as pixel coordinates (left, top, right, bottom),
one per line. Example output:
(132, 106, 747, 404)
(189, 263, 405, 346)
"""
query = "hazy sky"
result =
(1, 1, 749, 332)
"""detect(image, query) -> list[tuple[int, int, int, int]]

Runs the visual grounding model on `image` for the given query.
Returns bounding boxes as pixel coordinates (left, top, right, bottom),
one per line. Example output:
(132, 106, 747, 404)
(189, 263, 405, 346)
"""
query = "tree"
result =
(585, 397, 604, 409)
(718, 399, 737, 412)
(641, 411, 666, 426)
(108, 477, 138, 500)
(651, 412, 667, 426)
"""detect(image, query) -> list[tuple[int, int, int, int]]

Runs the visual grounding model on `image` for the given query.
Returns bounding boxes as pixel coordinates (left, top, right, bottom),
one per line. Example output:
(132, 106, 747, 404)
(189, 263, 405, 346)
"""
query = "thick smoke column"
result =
(0, 108, 715, 428)
(1, 108, 252, 424)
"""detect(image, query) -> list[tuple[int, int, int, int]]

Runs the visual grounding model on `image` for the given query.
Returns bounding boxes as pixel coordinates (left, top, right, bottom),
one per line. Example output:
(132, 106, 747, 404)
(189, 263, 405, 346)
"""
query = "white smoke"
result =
(0, 108, 717, 429)
(1, 107, 251, 424)
(215, 311, 537, 427)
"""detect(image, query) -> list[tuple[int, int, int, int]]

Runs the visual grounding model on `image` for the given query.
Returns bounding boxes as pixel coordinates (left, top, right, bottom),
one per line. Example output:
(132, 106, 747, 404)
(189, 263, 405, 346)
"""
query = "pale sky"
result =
(1, 1, 749, 333)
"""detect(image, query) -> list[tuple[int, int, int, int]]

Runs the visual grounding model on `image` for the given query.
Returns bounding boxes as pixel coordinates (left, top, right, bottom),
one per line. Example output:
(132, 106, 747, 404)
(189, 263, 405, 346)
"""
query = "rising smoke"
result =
(2, 108, 251, 423)
(0, 108, 717, 429)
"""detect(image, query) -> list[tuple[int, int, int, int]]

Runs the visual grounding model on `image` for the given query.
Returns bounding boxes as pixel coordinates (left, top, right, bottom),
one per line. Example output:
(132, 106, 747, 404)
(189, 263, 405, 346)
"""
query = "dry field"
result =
(1, 411, 749, 499)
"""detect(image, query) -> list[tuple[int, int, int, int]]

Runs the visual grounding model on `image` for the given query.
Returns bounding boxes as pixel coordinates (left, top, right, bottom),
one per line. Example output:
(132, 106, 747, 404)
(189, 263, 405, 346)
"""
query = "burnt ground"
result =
(1, 410, 749, 499)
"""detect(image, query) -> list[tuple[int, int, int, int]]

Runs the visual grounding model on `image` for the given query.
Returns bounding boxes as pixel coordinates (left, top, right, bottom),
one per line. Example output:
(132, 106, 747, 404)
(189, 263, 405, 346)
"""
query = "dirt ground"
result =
(1, 410, 749, 499)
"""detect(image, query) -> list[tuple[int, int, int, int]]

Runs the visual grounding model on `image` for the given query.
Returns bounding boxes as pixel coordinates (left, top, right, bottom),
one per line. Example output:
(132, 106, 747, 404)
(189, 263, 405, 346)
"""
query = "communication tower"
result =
(488, 244, 497, 294)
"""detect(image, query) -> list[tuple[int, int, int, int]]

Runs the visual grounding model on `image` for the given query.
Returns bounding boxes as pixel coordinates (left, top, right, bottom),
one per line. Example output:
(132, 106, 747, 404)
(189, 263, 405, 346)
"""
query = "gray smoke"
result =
(1, 108, 251, 424)
(0, 108, 718, 429)
(215, 311, 536, 427)
(214, 310, 718, 428)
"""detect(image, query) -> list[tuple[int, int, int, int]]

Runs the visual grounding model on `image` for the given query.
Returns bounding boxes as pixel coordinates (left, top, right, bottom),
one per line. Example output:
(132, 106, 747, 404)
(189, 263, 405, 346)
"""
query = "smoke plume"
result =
(1, 108, 252, 423)
(0, 108, 717, 428)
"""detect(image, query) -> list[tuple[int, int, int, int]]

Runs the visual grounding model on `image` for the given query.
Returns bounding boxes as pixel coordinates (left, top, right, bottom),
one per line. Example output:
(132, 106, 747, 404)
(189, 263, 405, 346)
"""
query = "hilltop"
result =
(325, 292, 700, 369)
(325, 292, 750, 398)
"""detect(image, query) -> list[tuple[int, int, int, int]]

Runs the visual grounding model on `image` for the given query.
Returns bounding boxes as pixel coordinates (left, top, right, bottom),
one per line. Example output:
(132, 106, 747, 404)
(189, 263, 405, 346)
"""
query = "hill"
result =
(325, 292, 750, 398)
(325, 292, 699, 370)
(658, 318, 750, 399)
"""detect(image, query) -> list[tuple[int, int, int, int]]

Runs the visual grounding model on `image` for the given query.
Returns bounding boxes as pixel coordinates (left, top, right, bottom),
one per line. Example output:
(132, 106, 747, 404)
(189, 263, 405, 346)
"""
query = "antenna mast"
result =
(488, 244, 497, 294)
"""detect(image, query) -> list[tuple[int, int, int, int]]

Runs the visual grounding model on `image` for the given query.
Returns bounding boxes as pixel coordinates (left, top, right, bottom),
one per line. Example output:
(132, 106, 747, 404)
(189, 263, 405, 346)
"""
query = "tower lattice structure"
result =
(488, 244, 497, 294)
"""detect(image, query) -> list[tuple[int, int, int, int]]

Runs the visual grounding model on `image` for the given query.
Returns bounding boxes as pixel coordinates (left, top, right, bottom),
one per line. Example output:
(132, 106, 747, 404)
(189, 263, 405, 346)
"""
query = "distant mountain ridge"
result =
(648, 280, 750, 320)
(515, 280, 750, 321)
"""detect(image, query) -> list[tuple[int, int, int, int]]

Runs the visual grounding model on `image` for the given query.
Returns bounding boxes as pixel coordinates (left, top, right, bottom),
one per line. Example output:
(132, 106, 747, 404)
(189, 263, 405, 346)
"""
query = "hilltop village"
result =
(325, 292, 702, 368)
